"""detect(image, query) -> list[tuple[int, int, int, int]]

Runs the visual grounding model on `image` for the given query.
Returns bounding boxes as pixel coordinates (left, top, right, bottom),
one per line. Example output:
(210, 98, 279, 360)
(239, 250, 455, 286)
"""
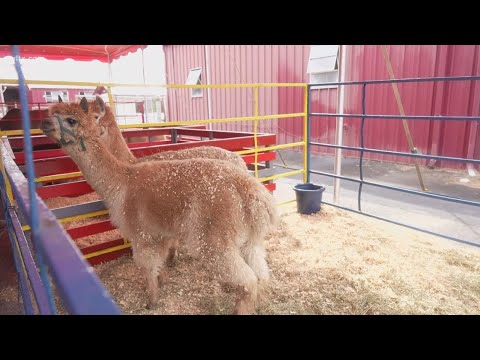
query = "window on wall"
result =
(45, 91, 69, 103)
(186, 67, 203, 98)
(307, 45, 339, 88)
(77, 91, 95, 100)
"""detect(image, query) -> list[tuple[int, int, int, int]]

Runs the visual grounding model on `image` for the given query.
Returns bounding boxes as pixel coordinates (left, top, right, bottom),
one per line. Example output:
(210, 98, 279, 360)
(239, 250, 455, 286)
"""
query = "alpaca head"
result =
(41, 96, 106, 153)
(87, 97, 122, 147)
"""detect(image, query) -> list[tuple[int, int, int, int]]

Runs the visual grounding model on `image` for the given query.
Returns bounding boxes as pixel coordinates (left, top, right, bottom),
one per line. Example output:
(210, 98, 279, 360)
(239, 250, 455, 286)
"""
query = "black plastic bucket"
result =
(293, 183, 325, 215)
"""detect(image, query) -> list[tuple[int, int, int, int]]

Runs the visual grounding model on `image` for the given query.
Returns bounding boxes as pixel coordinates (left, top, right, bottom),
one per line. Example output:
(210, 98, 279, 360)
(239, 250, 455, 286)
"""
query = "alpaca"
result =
(77, 96, 249, 264)
(65, 97, 248, 172)
(41, 97, 279, 314)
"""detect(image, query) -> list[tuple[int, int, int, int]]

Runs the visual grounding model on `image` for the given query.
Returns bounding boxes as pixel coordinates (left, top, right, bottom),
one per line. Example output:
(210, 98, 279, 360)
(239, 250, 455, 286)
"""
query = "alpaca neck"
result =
(68, 137, 129, 201)
(108, 125, 136, 163)
(103, 110, 136, 163)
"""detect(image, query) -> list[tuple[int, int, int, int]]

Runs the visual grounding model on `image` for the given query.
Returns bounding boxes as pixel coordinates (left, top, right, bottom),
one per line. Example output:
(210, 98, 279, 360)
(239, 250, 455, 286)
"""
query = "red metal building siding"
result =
(163, 45, 480, 169)
(208, 45, 279, 136)
(164, 46, 208, 122)
(342, 45, 480, 169)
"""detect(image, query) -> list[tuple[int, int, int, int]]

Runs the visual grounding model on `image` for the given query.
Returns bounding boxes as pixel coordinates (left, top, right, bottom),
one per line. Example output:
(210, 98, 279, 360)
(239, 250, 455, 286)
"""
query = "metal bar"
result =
(381, 46, 427, 192)
(309, 75, 480, 86)
(277, 199, 296, 206)
(253, 86, 259, 178)
(1, 185, 34, 314)
(82, 238, 125, 255)
(170, 129, 178, 144)
(236, 142, 305, 155)
(106, 86, 116, 116)
(7, 227, 35, 314)
(84, 243, 132, 260)
(35, 172, 82, 183)
(0, 76, 477, 90)
(51, 201, 107, 220)
(358, 83, 366, 211)
(8, 208, 52, 314)
(309, 142, 480, 165)
(333, 45, 346, 204)
(0, 147, 14, 203)
(117, 113, 306, 128)
(0, 112, 306, 136)
(309, 170, 480, 207)
(0, 79, 307, 88)
(204, 45, 213, 130)
(66, 220, 115, 240)
(309, 113, 480, 121)
(306, 85, 311, 183)
(37, 181, 93, 200)
(322, 201, 480, 248)
(12, 45, 56, 314)
(22, 209, 110, 232)
(303, 84, 309, 183)
(259, 169, 304, 183)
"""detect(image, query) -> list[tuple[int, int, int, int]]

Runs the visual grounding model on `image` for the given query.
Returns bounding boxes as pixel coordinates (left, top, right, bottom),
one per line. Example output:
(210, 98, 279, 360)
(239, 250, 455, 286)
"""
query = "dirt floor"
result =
(81, 203, 480, 315)
(3, 201, 479, 315)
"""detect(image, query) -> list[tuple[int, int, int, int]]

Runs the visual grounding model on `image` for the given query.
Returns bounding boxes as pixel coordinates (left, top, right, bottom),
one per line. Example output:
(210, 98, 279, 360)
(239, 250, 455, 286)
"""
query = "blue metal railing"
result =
(0, 46, 121, 315)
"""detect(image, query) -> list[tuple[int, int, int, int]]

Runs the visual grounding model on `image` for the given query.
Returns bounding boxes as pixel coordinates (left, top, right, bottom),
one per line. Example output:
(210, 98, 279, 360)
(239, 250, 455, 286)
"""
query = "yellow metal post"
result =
(0, 150, 14, 204)
(107, 86, 116, 116)
(253, 85, 259, 178)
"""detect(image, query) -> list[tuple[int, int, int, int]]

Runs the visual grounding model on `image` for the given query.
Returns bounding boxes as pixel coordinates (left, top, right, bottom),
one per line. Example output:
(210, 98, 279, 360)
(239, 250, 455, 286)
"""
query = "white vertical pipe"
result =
(333, 45, 346, 204)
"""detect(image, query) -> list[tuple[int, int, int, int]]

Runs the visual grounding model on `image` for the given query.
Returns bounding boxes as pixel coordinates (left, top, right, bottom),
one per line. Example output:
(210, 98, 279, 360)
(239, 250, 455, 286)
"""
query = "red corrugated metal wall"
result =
(164, 46, 209, 122)
(163, 45, 480, 169)
(342, 45, 480, 169)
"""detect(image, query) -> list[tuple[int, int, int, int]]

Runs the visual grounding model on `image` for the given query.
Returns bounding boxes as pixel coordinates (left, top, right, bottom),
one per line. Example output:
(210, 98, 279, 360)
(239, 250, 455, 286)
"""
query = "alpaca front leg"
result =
(145, 270, 160, 309)
(166, 238, 179, 267)
(133, 245, 167, 310)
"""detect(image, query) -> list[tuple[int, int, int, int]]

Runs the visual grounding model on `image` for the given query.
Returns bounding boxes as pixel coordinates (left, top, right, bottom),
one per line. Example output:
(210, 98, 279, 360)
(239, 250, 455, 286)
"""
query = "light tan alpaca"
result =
(42, 97, 279, 314)
(79, 97, 248, 265)
(80, 98, 248, 171)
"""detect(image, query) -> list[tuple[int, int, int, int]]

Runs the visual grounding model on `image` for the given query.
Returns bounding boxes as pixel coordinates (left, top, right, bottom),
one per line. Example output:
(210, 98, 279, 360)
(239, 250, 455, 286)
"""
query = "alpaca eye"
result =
(66, 118, 77, 126)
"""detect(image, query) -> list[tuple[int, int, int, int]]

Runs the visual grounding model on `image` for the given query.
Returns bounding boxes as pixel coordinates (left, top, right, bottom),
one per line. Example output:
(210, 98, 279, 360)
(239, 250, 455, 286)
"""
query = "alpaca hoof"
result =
(146, 302, 160, 310)
(233, 304, 256, 315)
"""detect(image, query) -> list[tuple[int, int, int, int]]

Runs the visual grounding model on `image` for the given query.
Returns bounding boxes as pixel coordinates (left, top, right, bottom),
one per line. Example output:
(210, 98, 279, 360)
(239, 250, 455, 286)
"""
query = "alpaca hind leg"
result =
(242, 243, 270, 282)
(216, 248, 259, 315)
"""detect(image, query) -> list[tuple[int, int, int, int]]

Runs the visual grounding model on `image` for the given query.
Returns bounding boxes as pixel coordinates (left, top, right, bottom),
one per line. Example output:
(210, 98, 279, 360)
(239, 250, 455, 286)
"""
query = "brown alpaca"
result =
(75, 97, 247, 171)
(41, 97, 279, 314)
(77, 97, 248, 264)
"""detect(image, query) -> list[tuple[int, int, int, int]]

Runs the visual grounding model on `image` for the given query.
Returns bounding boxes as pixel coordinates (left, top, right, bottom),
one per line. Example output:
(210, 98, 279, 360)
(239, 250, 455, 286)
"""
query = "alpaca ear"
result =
(58, 95, 63, 103)
(80, 97, 89, 113)
(95, 95, 106, 115)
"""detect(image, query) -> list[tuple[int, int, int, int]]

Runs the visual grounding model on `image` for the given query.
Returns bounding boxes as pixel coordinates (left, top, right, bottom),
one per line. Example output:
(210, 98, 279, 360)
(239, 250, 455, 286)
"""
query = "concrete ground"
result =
(272, 150, 480, 246)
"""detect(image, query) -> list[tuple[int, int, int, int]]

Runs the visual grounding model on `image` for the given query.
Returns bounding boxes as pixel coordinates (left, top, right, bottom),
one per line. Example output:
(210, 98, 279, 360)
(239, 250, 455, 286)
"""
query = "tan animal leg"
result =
(132, 240, 173, 310)
(241, 243, 270, 282)
(166, 238, 179, 267)
(217, 249, 259, 315)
